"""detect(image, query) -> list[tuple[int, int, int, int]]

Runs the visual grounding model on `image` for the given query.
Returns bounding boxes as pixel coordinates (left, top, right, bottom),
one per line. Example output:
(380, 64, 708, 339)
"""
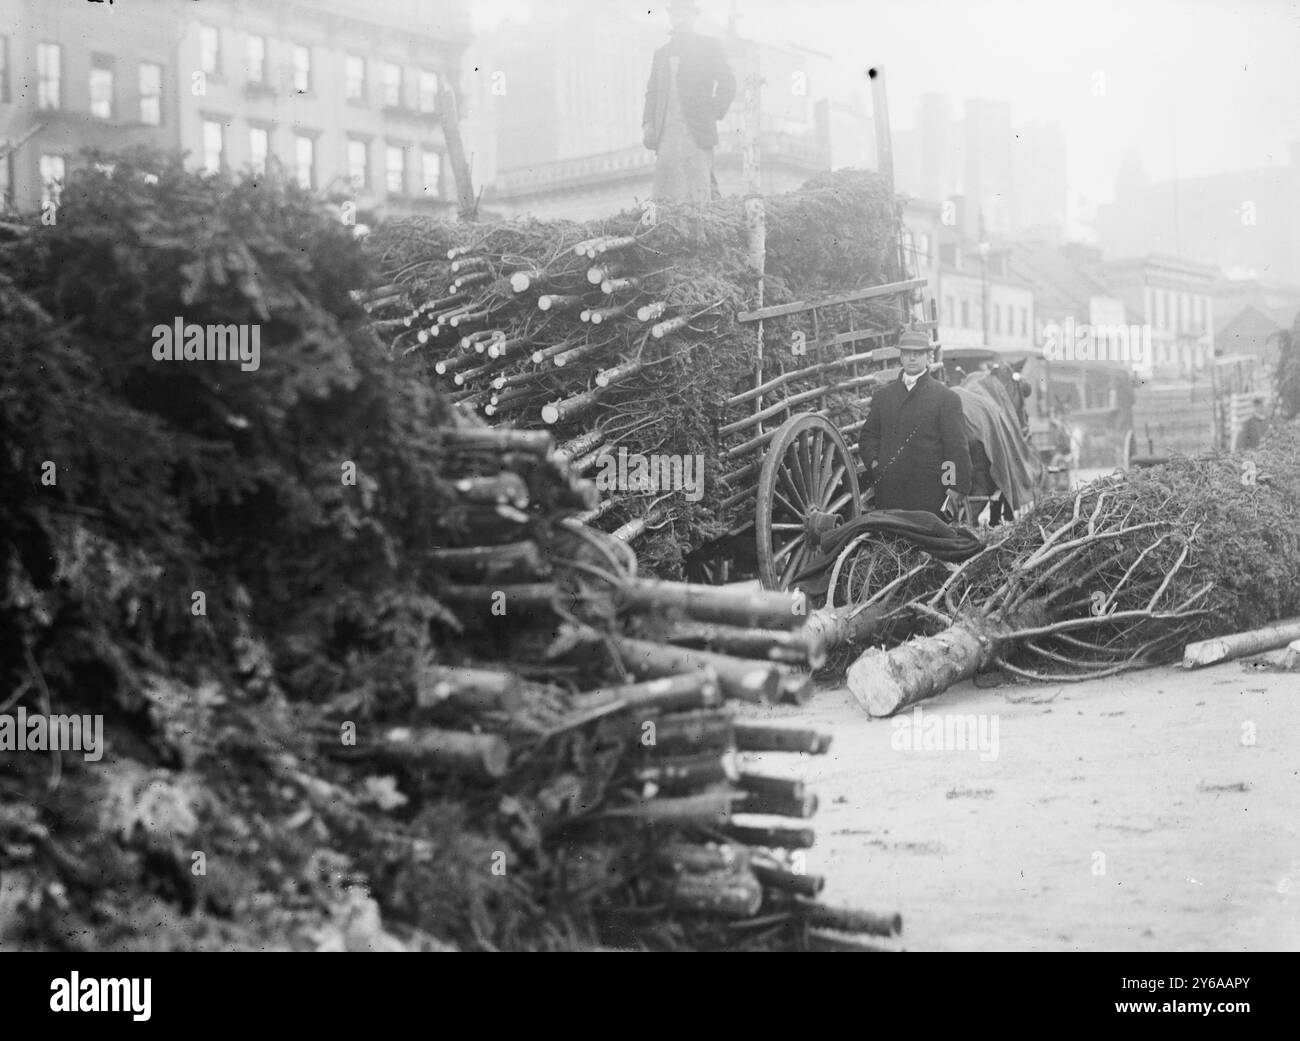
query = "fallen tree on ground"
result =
(840, 426, 1300, 715)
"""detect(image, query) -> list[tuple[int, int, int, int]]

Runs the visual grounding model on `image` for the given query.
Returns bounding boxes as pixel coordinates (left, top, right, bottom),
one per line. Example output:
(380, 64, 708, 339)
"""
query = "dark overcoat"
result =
(642, 34, 736, 150)
(859, 371, 972, 515)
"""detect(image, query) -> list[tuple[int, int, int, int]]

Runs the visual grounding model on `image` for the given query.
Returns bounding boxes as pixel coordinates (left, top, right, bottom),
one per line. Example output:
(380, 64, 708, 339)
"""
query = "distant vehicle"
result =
(940, 344, 1069, 491)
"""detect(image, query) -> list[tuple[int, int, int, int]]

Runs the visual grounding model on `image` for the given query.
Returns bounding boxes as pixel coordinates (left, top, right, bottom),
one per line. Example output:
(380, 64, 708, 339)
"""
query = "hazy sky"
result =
(471, 0, 1300, 222)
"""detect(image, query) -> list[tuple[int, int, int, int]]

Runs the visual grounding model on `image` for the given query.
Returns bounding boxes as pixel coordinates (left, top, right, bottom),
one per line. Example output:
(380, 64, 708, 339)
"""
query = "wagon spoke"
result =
(805, 429, 825, 500)
(827, 490, 854, 515)
(773, 534, 805, 565)
(819, 459, 844, 507)
(771, 523, 804, 532)
(788, 435, 814, 504)
(781, 542, 809, 584)
(776, 474, 805, 516)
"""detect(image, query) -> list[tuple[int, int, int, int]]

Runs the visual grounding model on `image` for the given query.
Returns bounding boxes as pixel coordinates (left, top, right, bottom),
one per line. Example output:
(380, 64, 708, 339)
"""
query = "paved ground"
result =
(740, 662, 1300, 951)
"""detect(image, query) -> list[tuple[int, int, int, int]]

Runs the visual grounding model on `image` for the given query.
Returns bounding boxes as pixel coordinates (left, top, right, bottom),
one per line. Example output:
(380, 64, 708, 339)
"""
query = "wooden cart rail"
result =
(718, 276, 936, 589)
(736, 278, 928, 324)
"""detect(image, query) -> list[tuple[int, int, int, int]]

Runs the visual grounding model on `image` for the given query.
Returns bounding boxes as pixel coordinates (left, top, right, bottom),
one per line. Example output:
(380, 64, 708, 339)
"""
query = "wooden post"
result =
(738, 36, 767, 415)
(869, 66, 908, 323)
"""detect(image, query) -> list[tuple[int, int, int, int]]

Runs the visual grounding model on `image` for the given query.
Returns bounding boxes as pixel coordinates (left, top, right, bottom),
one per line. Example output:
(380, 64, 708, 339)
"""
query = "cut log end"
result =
(846, 647, 907, 717)
(541, 403, 561, 425)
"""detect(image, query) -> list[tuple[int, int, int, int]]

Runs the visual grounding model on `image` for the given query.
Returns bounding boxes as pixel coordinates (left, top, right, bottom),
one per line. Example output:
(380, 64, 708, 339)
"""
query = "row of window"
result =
(31, 42, 165, 124)
(200, 119, 444, 198)
(944, 297, 1031, 337)
(199, 24, 440, 110)
(1148, 287, 1207, 333)
(12, 34, 440, 122)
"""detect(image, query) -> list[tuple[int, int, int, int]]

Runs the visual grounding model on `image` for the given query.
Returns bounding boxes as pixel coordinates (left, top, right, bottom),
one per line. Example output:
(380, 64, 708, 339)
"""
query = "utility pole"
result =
(869, 66, 911, 326)
(438, 71, 478, 222)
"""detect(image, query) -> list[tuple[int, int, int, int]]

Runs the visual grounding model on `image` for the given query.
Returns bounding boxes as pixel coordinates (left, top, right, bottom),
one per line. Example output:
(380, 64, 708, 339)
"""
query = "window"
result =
(37, 43, 61, 110)
(139, 63, 162, 125)
(421, 149, 441, 196)
(39, 154, 65, 208)
(345, 54, 366, 101)
(249, 126, 269, 176)
(418, 70, 439, 113)
(1021, 307, 1028, 337)
(992, 303, 1001, 334)
(295, 134, 315, 190)
(960, 300, 970, 328)
(382, 63, 402, 107)
(944, 297, 954, 326)
(248, 35, 267, 84)
(202, 120, 225, 173)
(293, 45, 311, 94)
(89, 54, 114, 119)
(199, 26, 221, 76)
(0, 35, 10, 105)
(348, 138, 369, 191)
(385, 144, 405, 194)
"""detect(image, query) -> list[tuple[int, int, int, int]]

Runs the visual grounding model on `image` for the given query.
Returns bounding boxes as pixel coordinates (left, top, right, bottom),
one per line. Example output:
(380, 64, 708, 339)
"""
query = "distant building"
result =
(1213, 276, 1300, 372)
(819, 95, 874, 172)
(935, 233, 1036, 352)
(1096, 143, 1300, 286)
(0, 0, 470, 218)
(0, 0, 181, 211)
(1007, 239, 1128, 359)
(1010, 121, 1067, 243)
(1097, 255, 1216, 379)
(894, 94, 1066, 243)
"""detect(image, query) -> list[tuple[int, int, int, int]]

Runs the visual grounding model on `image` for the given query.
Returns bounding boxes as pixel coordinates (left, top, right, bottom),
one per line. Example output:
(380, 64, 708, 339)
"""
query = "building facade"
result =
(1096, 143, 1300, 287)
(1098, 256, 1216, 379)
(0, 0, 470, 218)
(935, 236, 1036, 352)
(0, 0, 182, 211)
(894, 93, 1068, 244)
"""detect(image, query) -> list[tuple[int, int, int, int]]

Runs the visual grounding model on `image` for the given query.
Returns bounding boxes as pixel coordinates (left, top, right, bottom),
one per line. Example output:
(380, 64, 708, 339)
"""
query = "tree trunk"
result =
(609, 635, 780, 703)
(847, 619, 1008, 717)
(733, 722, 831, 754)
(1182, 616, 1300, 668)
(622, 578, 809, 631)
(665, 869, 763, 917)
(379, 726, 509, 780)
(803, 603, 893, 658)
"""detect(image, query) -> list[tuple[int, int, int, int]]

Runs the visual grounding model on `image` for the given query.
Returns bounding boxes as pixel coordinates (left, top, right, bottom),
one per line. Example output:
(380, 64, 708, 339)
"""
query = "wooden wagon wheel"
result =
(755, 414, 861, 591)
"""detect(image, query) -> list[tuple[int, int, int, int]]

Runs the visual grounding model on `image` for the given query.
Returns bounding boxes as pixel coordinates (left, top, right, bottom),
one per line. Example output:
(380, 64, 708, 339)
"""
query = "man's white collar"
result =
(902, 370, 922, 391)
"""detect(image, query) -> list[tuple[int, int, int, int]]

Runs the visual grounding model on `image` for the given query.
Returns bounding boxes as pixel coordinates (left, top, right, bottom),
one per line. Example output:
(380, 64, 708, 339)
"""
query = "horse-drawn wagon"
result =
(687, 289, 1047, 591)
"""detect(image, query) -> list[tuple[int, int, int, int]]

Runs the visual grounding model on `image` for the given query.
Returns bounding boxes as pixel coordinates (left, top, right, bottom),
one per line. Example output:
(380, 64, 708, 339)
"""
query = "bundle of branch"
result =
(1, 151, 896, 954)
(841, 431, 1300, 715)
(365, 169, 902, 577)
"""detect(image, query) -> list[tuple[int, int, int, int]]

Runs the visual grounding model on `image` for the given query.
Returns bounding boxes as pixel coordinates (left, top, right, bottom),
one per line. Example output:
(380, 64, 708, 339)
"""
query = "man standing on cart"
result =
(860, 331, 971, 519)
(642, 0, 736, 204)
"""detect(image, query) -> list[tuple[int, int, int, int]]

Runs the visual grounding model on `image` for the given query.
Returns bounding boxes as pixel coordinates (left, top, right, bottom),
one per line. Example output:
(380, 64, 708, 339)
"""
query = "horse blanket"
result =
(953, 373, 1042, 510)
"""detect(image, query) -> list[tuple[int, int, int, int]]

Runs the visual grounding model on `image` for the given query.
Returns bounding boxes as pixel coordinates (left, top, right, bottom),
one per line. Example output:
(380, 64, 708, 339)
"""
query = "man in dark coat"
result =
(642, 0, 736, 203)
(860, 331, 972, 517)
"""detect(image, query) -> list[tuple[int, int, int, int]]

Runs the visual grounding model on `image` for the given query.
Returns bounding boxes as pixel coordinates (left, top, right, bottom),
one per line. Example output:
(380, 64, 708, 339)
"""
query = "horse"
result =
(951, 361, 1042, 526)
